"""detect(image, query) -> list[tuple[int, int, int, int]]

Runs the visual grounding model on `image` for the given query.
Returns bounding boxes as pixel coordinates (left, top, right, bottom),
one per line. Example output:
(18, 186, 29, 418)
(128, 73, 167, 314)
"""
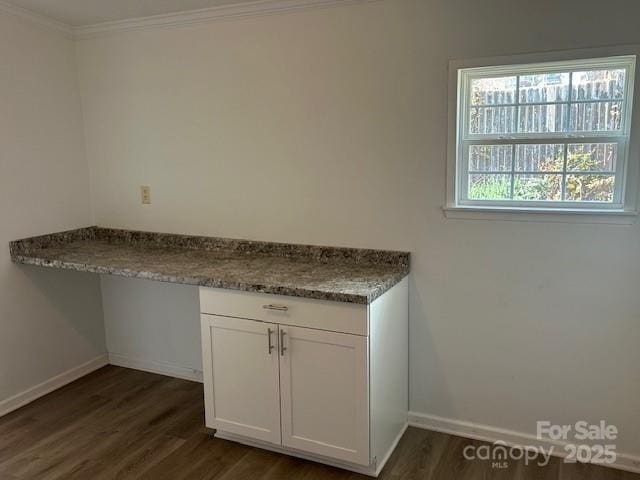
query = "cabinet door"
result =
(201, 314, 281, 444)
(279, 326, 369, 466)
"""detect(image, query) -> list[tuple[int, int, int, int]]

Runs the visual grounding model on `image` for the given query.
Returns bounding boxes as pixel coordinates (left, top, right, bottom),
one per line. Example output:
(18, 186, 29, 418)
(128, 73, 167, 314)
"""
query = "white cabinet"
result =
(201, 315, 281, 444)
(279, 326, 369, 466)
(200, 278, 408, 477)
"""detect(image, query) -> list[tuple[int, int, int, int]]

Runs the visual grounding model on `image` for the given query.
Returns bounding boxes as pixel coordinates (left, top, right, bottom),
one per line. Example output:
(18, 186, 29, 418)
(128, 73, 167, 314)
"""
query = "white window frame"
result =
(446, 48, 640, 222)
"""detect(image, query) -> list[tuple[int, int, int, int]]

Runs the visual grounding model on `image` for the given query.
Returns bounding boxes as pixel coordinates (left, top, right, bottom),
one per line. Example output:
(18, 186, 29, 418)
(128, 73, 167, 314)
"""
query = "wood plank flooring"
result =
(0, 366, 637, 480)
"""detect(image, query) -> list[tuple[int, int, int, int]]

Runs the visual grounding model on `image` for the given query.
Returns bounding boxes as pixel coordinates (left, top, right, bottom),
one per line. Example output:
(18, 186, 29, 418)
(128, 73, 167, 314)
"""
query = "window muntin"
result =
(457, 56, 635, 209)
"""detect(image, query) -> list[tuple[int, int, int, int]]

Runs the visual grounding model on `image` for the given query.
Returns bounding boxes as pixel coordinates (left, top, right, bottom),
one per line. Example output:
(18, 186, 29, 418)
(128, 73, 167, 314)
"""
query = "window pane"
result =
(513, 174, 562, 201)
(468, 174, 511, 200)
(569, 101, 623, 131)
(572, 69, 626, 101)
(470, 76, 517, 105)
(518, 104, 568, 133)
(469, 106, 516, 134)
(567, 143, 617, 172)
(515, 144, 564, 171)
(519, 72, 570, 103)
(565, 174, 615, 202)
(469, 145, 513, 171)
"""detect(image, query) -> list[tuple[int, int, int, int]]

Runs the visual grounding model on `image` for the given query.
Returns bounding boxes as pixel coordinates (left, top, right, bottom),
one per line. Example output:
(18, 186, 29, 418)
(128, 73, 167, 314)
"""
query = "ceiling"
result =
(4, 0, 259, 26)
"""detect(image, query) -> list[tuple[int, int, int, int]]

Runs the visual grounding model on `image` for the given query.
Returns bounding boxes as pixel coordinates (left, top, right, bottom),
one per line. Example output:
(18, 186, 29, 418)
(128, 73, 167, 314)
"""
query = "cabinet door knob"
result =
(280, 329, 287, 356)
(267, 328, 274, 355)
(263, 304, 288, 312)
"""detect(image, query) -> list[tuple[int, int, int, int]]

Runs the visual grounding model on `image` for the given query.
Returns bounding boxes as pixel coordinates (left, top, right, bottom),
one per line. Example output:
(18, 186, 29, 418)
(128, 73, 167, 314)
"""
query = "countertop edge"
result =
(10, 226, 410, 268)
(10, 227, 411, 305)
(12, 254, 409, 305)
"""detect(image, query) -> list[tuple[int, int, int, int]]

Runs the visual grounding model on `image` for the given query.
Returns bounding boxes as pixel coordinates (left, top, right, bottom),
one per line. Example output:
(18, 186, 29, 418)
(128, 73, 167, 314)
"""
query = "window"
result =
(454, 55, 636, 211)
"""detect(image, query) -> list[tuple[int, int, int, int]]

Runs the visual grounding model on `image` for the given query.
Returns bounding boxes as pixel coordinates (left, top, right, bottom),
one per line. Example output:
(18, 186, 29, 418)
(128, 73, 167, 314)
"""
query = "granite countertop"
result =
(9, 227, 410, 304)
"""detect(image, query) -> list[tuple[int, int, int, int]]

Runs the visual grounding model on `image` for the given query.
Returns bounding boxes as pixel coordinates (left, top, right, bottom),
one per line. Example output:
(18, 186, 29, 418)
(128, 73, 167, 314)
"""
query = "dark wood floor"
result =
(0, 366, 637, 480)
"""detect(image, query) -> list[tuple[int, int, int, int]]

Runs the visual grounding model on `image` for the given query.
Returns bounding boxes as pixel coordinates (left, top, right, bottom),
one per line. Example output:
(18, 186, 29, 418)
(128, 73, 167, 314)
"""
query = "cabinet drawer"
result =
(199, 288, 368, 336)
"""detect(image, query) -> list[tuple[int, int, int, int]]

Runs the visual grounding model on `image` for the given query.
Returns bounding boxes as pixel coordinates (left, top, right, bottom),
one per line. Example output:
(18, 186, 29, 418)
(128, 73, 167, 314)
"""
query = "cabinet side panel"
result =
(200, 314, 215, 428)
(370, 277, 409, 465)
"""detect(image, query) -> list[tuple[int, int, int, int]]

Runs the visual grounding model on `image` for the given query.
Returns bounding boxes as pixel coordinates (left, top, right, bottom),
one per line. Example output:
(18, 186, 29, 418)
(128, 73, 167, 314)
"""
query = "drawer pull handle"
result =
(262, 304, 288, 312)
(267, 328, 274, 355)
(280, 330, 287, 356)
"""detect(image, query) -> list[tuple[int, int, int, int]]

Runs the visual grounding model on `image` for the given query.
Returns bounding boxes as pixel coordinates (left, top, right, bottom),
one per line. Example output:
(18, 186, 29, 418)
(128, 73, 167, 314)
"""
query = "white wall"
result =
(0, 12, 105, 408)
(101, 275, 201, 380)
(75, 0, 640, 456)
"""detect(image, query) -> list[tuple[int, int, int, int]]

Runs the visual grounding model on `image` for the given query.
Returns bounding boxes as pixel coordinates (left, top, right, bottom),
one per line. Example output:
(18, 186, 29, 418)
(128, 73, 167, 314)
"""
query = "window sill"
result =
(443, 206, 638, 224)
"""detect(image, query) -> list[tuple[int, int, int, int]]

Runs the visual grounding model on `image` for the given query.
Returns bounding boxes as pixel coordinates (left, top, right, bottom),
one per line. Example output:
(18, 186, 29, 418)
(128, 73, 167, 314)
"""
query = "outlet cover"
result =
(141, 186, 151, 204)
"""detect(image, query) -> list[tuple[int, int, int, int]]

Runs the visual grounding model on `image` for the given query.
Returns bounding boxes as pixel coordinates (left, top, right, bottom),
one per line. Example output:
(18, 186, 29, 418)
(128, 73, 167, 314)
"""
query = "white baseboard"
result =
(108, 352, 203, 383)
(0, 354, 109, 418)
(408, 411, 640, 475)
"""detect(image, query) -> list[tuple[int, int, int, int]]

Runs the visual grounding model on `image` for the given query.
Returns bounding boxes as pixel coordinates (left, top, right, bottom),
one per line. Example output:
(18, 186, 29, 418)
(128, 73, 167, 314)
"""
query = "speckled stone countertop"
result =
(10, 227, 410, 304)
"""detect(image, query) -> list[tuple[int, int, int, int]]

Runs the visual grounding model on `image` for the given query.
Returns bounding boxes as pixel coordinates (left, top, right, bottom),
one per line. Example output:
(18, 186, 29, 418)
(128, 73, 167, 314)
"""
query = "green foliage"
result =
(513, 174, 561, 201)
(566, 174, 614, 202)
(469, 175, 510, 200)
(469, 146, 614, 202)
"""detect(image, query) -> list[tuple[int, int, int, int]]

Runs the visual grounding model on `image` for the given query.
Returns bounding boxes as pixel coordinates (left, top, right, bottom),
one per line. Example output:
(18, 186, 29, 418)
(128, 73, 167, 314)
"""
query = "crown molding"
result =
(73, 0, 376, 39)
(0, 0, 377, 40)
(0, 0, 72, 36)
